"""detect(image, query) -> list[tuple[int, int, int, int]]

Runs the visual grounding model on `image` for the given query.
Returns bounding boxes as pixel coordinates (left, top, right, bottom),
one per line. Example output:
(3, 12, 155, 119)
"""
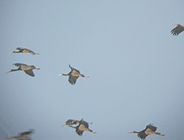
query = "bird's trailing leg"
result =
(155, 132, 165, 136)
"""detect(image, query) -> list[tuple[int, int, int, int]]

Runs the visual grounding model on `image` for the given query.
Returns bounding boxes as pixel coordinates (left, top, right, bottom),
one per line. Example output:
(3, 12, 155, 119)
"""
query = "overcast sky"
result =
(1, 0, 184, 140)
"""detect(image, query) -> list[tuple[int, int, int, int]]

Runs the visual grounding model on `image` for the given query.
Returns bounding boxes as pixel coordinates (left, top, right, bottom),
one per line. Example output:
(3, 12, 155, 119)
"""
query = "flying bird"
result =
(6, 63, 40, 77)
(69, 118, 96, 136)
(128, 124, 164, 139)
(62, 119, 93, 127)
(171, 24, 184, 36)
(10, 47, 40, 55)
(58, 65, 89, 85)
(7, 129, 34, 140)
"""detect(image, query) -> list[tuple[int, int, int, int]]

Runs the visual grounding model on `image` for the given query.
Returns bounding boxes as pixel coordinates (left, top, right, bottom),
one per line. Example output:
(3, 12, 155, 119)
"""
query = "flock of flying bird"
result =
(5, 24, 184, 140)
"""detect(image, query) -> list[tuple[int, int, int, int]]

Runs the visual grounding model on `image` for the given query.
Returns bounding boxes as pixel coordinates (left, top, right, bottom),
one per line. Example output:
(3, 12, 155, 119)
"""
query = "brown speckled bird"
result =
(128, 124, 164, 139)
(58, 65, 89, 85)
(10, 47, 40, 55)
(6, 129, 34, 140)
(69, 118, 96, 136)
(62, 119, 92, 127)
(6, 63, 40, 77)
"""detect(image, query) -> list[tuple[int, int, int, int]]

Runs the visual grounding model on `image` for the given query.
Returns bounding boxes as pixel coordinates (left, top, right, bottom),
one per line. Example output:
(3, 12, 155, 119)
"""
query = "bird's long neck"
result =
(69, 125, 76, 129)
(11, 68, 21, 71)
(11, 51, 21, 53)
(63, 73, 69, 76)
(7, 68, 21, 74)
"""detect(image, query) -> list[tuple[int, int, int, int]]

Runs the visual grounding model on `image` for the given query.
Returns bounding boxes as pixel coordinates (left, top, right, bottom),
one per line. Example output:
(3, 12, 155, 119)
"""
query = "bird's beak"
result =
(85, 76, 89, 78)
(9, 52, 13, 54)
(36, 68, 40, 70)
(6, 71, 11, 74)
(36, 53, 40, 55)
(58, 74, 63, 76)
(172, 24, 178, 26)
(128, 132, 132, 134)
(62, 124, 68, 127)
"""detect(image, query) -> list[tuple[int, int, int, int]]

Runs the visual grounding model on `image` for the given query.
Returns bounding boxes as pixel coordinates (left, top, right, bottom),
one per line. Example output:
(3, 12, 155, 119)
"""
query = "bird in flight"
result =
(128, 124, 164, 139)
(6, 129, 34, 140)
(6, 63, 40, 77)
(62, 119, 93, 127)
(170, 24, 184, 36)
(10, 47, 40, 55)
(58, 65, 89, 85)
(67, 118, 96, 136)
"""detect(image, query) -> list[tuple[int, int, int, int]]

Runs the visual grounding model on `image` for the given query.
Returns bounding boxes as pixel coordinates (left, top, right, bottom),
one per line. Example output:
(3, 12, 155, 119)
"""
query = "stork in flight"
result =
(10, 47, 40, 55)
(6, 129, 34, 140)
(62, 119, 93, 127)
(171, 24, 184, 36)
(58, 65, 89, 85)
(64, 118, 96, 136)
(128, 124, 164, 139)
(6, 63, 40, 77)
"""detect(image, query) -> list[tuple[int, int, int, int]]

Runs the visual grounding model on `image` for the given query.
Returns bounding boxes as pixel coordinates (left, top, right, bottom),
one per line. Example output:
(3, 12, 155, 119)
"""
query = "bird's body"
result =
(128, 124, 164, 139)
(171, 24, 184, 36)
(10, 47, 39, 55)
(58, 65, 89, 85)
(62, 119, 92, 127)
(69, 119, 96, 136)
(6, 63, 40, 77)
(7, 129, 34, 140)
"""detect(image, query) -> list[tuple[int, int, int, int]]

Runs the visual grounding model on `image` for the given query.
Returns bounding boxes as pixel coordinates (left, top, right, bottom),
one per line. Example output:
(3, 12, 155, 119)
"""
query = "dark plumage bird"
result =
(6, 63, 40, 77)
(69, 119, 96, 136)
(7, 129, 34, 140)
(128, 124, 164, 139)
(171, 24, 184, 36)
(10, 47, 40, 55)
(58, 65, 89, 85)
(62, 119, 92, 127)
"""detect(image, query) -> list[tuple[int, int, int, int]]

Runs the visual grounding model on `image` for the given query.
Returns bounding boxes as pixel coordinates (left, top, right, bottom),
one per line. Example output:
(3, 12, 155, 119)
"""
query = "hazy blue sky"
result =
(1, 1, 184, 140)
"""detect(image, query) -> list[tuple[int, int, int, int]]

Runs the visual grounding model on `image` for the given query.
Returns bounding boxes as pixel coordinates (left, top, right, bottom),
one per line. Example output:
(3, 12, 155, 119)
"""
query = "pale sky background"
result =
(0, 0, 184, 140)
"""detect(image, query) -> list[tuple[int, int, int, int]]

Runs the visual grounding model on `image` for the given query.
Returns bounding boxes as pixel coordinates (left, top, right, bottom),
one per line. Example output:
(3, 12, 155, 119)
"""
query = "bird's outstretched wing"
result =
(16, 47, 24, 50)
(19, 130, 34, 136)
(24, 70, 35, 77)
(171, 24, 184, 36)
(65, 119, 74, 125)
(75, 128, 84, 136)
(68, 75, 79, 85)
(146, 124, 157, 132)
(80, 121, 89, 128)
(138, 131, 148, 139)
(13, 63, 27, 67)
(69, 65, 80, 73)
